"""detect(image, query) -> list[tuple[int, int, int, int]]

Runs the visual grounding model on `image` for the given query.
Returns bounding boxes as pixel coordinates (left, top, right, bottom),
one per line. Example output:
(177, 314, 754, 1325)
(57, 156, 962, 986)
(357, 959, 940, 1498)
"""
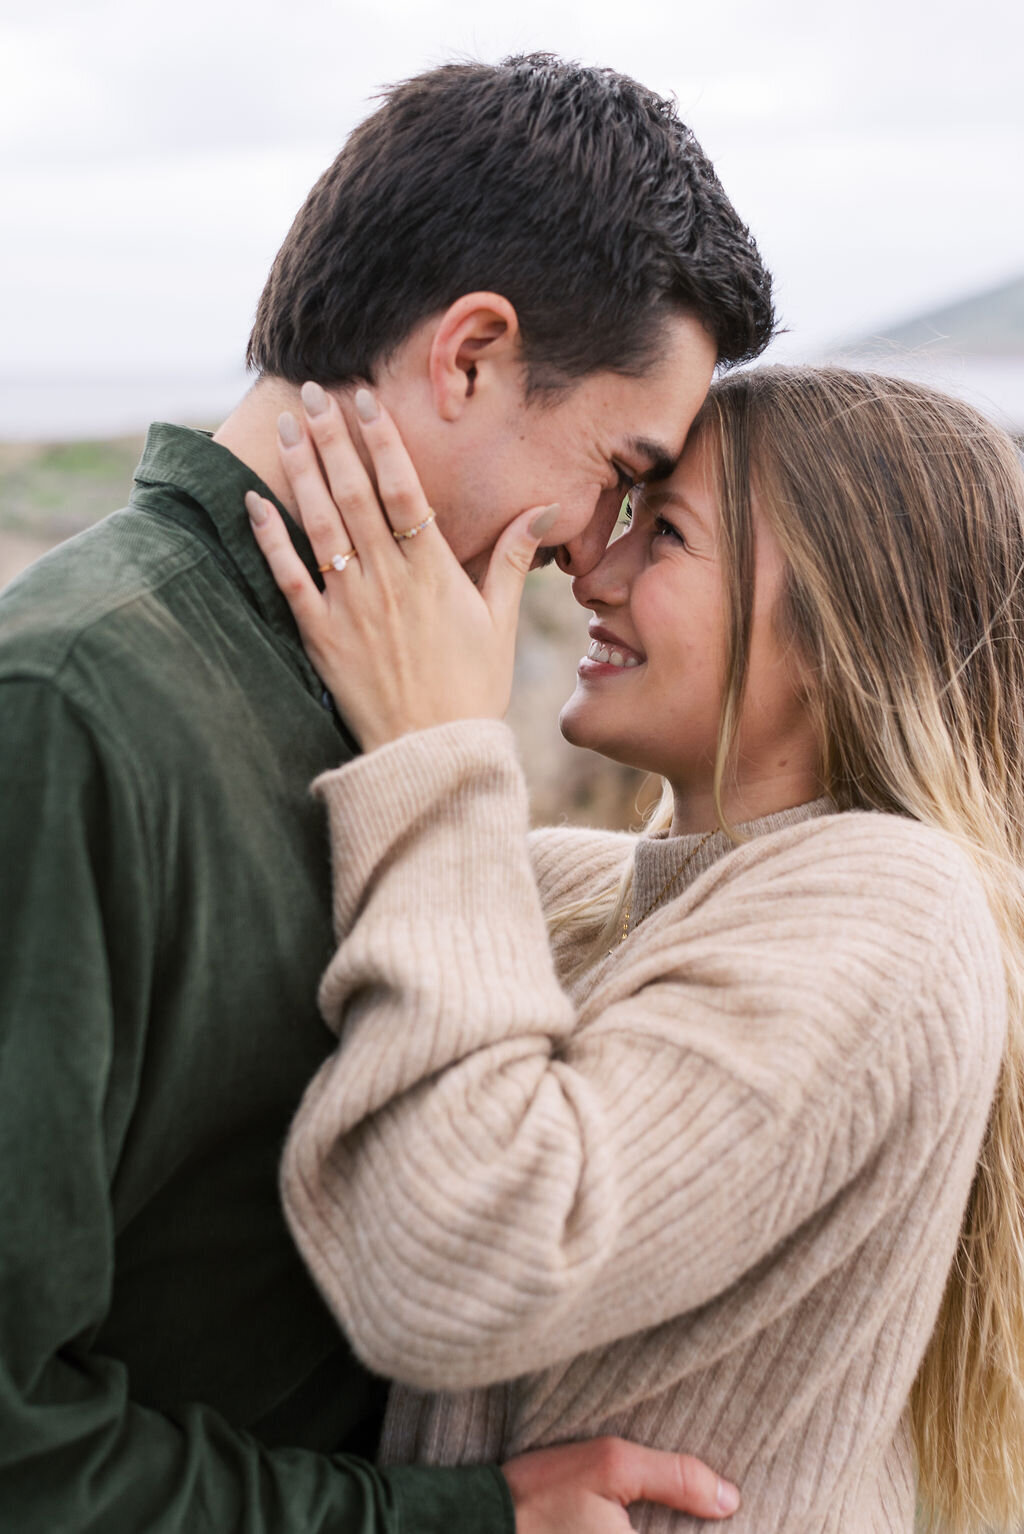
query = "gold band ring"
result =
(392, 508, 436, 542)
(317, 550, 359, 574)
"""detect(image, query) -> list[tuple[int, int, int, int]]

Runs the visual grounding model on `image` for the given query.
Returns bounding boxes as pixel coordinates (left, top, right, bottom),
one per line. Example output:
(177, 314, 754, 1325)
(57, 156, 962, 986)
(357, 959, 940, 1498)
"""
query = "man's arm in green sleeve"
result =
(0, 676, 512, 1534)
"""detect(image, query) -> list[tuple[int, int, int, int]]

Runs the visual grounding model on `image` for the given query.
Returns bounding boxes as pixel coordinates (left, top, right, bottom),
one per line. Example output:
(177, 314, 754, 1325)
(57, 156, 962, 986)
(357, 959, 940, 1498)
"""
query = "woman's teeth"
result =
(586, 640, 641, 668)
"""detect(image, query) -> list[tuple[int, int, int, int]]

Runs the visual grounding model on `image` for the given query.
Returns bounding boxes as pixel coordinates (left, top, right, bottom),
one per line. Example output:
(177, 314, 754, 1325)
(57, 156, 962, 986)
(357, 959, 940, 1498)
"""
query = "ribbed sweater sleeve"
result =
(280, 720, 1005, 1395)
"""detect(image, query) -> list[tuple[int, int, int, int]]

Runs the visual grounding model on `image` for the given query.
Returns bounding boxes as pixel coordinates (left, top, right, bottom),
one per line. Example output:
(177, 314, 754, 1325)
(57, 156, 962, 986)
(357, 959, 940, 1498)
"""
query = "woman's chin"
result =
(559, 694, 665, 779)
(558, 692, 592, 749)
(559, 693, 620, 759)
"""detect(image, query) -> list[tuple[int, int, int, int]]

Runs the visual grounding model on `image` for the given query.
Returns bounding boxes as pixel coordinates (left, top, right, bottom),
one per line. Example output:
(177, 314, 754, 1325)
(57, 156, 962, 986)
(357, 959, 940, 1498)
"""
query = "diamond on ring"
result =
(317, 550, 358, 574)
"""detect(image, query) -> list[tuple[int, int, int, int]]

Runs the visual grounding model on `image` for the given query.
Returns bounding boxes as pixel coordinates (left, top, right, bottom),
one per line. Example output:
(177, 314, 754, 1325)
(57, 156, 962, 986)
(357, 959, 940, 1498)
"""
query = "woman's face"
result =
(559, 430, 822, 827)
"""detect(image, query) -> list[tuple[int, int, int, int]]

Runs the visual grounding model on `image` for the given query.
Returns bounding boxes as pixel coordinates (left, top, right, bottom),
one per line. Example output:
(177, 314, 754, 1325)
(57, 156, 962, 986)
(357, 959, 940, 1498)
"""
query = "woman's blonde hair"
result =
(553, 365, 1024, 1530)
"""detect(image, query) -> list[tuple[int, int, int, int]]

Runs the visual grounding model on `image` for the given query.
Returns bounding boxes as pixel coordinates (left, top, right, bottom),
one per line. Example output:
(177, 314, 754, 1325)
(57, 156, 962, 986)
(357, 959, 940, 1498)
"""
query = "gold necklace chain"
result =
(620, 831, 716, 944)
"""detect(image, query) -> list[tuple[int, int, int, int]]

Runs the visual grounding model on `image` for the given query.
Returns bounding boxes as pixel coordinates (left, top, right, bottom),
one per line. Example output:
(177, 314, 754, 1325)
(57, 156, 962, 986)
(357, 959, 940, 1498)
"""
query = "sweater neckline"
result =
(631, 797, 837, 927)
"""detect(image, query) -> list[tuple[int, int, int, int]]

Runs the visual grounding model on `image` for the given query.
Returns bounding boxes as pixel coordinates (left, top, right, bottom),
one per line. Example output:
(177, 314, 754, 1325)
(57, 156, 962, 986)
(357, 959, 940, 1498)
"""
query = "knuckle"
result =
(375, 466, 410, 499)
(674, 1456, 695, 1504)
(304, 508, 340, 541)
(594, 1437, 628, 1484)
(307, 413, 335, 441)
(327, 479, 366, 517)
(289, 463, 323, 498)
(382, 485, 418, 520)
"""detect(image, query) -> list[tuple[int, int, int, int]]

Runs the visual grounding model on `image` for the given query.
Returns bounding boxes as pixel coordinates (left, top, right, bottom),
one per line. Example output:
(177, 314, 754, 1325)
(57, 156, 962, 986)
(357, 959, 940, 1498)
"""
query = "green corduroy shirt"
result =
(0, 424, 514, 1534)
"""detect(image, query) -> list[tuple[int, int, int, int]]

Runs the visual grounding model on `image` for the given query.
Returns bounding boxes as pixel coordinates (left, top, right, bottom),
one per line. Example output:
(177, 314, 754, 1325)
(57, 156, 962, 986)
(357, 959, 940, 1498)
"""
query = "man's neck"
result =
(212, 377, 301, 511)
(212, 375, 371, 516)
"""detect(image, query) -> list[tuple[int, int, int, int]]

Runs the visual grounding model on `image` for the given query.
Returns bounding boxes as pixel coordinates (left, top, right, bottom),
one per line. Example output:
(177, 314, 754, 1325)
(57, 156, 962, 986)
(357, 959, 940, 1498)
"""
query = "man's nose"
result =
(570, 521, 634, 612)
(554, 493, 623, 579)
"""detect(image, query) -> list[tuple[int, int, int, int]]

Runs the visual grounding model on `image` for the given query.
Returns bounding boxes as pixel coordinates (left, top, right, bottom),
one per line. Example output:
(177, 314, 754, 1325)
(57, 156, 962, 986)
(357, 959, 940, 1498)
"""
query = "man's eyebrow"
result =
(623, 436, 678, 483)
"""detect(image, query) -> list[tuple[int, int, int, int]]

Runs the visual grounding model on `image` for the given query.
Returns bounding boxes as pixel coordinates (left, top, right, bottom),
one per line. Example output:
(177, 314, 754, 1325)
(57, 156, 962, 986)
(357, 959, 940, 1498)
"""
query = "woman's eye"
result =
(653, 515, 687, 548)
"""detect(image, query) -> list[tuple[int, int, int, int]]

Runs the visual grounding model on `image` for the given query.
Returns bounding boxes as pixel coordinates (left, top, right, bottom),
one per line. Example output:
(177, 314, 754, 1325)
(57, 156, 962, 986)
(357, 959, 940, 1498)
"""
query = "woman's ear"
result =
(428, 293, 522, 422)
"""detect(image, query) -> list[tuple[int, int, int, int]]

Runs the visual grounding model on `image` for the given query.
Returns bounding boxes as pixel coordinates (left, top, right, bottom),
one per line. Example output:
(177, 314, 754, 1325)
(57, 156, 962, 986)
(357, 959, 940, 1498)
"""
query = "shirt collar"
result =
(129, 423, 357, 747)
(130, 422, 320, 644)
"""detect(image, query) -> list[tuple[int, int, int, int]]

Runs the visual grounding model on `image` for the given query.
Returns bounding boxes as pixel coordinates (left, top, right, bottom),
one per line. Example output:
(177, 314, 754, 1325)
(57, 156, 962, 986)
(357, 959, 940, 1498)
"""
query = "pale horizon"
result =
(3, 0, 1021, 437)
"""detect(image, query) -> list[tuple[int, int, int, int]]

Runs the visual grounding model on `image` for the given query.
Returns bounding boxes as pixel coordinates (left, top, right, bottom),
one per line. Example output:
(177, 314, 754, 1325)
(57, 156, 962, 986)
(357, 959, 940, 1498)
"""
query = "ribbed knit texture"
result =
(281, 720, 1006, 1533)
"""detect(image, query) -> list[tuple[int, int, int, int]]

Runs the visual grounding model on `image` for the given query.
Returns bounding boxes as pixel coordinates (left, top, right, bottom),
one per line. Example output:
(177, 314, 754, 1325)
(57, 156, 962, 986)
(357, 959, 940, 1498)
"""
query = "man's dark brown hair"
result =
(248, 53, 775, 392)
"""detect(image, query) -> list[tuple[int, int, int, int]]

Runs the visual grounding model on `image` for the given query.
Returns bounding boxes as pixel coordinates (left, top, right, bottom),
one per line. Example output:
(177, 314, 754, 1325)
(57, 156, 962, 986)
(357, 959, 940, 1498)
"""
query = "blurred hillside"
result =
(830, 271, 1024, 437)
(0, 440, 655, 831)
(846, 273, 1024, 357)
(0, 437, 147, 586)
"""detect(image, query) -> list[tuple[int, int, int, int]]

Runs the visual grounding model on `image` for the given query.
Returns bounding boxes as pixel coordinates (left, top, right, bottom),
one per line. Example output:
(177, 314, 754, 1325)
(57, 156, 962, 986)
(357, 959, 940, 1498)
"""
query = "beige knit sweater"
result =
(281, 720, 1006, 1533)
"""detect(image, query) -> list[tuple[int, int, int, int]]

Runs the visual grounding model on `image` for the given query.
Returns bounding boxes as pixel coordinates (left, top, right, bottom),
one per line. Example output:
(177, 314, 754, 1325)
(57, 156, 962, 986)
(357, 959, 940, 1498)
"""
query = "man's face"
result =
(394, 313, 718, 583)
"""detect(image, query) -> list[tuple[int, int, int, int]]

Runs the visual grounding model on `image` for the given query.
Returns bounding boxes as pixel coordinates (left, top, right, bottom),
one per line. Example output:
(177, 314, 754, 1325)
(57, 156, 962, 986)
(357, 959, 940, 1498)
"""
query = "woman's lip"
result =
(577, 655, 646, 679)
(588, 628, 643, 658)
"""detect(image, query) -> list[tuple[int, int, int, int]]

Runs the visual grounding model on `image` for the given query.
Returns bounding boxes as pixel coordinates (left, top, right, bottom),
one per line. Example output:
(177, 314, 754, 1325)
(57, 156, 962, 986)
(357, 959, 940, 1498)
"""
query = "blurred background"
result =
(2, 0, 1021, 824)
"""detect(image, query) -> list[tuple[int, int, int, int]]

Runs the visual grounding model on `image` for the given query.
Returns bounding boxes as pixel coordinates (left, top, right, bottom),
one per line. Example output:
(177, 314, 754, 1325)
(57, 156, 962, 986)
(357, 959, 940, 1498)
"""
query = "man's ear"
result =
(428, 293, 522, 422)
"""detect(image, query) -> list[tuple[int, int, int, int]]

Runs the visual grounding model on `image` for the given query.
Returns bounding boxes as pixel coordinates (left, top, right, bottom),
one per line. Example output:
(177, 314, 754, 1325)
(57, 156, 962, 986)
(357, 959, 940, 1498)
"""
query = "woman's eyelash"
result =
(616, 505, 685, 549)
(653, 515, 687, 547)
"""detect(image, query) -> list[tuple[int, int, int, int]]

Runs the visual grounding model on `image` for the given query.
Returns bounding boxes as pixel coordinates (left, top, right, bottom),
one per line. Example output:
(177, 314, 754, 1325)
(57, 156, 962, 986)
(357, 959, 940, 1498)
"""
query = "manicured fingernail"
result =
(245, 490, 268, 526)
(716, 1479, 740, 1515)
(529, 503, 560, 539)
(301, 381, 328, 417)
(278, 411, 302, 446)
(354, 388, 378, 423)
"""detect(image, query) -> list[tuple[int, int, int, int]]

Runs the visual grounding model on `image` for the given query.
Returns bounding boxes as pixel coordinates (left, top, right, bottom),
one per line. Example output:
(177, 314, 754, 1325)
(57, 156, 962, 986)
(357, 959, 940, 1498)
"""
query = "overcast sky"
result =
(1, 0, 1021, 434)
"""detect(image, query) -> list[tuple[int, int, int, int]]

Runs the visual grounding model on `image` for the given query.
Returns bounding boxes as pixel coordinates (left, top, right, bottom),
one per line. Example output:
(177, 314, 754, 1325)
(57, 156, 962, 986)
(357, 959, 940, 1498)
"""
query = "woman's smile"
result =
(579, 623, 646, 675)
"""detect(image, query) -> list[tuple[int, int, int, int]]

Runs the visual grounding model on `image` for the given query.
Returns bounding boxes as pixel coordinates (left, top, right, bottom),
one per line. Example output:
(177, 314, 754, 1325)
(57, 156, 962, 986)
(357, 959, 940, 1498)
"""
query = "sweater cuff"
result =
(313, 719, 521, 831)
(312, 719, 528, 933)
(382, 1462, 515, 1534)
